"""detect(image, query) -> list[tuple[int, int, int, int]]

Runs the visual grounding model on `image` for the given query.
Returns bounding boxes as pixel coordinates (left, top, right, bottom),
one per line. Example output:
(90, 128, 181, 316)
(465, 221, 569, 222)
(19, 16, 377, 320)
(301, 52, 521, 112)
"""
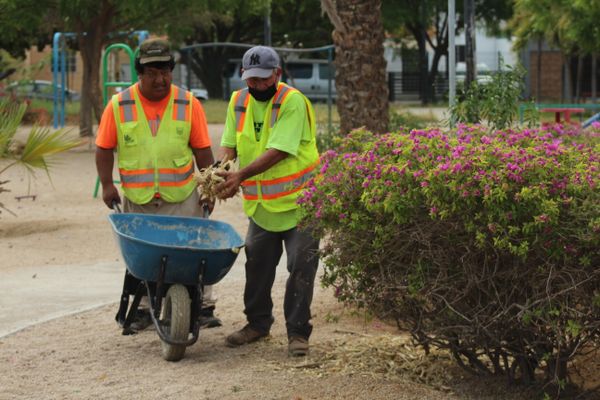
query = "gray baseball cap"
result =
(241, 46, 280, 80)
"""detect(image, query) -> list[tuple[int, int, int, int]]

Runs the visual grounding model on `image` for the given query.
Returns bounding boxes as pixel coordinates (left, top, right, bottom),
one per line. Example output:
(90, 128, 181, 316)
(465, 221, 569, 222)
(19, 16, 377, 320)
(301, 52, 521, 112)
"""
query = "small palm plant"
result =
(0, 99, 82, 215)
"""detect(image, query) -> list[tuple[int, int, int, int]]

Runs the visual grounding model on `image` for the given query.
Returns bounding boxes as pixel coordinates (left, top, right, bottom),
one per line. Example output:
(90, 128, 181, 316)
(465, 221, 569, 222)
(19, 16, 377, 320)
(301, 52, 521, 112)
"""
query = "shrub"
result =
(299, 124, 600, 392)
(449, 61, 539, 130)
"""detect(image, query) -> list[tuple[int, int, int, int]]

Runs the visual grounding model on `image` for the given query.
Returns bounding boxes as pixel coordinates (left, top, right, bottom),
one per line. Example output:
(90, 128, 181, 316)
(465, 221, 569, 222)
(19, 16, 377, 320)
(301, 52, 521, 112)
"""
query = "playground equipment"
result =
(583, 111, 600, 128)
(52, 30, 149, 128)
(52, 32, 76, 129)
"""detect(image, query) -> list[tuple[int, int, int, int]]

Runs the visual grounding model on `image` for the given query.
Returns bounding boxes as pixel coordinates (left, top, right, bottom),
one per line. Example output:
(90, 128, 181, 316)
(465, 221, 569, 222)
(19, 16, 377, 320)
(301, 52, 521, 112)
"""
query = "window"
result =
(319, 64, 335, 80)
(285, 63, 313, 79)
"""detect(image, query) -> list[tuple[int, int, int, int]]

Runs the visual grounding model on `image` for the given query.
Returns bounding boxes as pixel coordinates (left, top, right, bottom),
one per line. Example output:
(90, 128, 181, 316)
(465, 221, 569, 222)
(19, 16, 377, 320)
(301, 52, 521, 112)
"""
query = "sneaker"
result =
(198, 307, 222, 329)
(130, 308, 153, 331)
(225, 325, 268, 347)
(288, 336, 309, 357)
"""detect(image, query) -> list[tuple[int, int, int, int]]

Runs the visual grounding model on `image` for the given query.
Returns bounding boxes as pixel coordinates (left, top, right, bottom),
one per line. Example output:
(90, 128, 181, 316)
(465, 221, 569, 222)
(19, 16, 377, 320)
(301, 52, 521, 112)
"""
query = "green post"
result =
(94, 43, 138, 198)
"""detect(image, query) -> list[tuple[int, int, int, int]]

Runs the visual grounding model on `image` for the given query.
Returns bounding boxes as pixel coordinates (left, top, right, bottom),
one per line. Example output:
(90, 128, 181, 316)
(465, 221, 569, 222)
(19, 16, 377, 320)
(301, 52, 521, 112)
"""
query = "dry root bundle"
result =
(195, 159, 237, 202)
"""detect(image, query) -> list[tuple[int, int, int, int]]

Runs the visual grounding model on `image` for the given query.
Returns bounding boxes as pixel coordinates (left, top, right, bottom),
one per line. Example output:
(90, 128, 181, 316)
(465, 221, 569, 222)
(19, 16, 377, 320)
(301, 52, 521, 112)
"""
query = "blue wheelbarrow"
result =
(108, 208, 244, 361)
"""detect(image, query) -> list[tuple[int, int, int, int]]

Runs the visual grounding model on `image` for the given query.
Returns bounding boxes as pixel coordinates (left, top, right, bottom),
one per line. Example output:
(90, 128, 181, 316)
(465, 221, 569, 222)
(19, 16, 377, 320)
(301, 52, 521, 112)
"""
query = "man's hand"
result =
(216, 171, 243, 200)
(102, 183, 121, 209)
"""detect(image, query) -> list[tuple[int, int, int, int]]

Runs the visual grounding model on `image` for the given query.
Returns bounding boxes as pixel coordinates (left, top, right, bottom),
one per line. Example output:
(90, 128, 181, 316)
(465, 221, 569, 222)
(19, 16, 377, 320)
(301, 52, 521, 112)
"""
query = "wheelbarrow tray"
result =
(109, 213, 244, 286)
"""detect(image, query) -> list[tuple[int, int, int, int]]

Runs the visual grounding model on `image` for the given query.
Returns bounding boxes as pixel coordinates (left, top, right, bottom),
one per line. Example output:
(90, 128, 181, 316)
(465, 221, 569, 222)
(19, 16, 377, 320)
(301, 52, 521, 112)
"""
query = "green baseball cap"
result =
(138, 39, 173, 65)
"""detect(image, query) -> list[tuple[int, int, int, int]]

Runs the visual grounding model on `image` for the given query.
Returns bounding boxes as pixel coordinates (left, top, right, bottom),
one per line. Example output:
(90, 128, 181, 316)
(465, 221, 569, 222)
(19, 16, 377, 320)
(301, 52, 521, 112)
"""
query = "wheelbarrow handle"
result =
(112, 200, 122, 214)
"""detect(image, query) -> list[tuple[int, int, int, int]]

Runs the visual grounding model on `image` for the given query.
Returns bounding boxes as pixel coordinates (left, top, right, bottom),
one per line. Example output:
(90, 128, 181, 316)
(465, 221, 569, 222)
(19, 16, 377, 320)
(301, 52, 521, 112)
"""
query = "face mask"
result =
(248, 84, 277, 102)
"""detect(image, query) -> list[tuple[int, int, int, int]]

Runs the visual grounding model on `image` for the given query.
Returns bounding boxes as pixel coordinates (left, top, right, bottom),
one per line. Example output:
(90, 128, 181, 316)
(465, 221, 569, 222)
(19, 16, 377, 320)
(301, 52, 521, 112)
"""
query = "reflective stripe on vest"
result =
(234, 88, 250, 132)
(240, 159, 319, 200)
(172, 87, 190, 122)
(270, 85, 292, 127)
(118, 86, 189, 123)
(120, 161, 194, 189)
(233, 84, 294, 132)
(118, 88, 136, 123)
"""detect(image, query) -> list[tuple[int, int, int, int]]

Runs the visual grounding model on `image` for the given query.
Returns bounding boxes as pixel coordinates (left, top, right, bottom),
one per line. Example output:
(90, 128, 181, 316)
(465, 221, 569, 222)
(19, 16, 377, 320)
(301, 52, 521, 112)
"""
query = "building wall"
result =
(528, 51, 563, 101)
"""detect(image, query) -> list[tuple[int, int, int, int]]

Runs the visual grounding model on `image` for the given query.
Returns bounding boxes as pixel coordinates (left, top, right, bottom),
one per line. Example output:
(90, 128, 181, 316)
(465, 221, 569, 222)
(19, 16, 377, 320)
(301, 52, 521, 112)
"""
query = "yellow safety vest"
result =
(112, 84, 196, 205)
(233, 82, 319, 215)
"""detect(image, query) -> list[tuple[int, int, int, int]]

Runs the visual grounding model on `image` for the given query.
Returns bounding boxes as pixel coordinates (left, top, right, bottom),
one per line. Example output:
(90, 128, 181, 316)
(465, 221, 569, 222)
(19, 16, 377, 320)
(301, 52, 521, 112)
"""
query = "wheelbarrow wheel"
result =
(160, 284, 190, 361)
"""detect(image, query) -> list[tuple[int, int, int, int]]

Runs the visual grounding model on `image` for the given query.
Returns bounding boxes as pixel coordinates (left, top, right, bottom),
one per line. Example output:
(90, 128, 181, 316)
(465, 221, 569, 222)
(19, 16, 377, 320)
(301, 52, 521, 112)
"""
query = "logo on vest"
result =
(176, 127, 183, 135)
(249, 54, 260, 66)
(124, 134, 133, 144)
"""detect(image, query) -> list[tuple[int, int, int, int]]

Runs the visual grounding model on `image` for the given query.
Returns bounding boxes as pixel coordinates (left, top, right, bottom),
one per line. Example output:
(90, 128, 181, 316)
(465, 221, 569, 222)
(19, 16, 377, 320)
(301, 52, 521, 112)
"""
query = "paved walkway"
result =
(0, 262, 123, 338)
(0, 255, 248, 338)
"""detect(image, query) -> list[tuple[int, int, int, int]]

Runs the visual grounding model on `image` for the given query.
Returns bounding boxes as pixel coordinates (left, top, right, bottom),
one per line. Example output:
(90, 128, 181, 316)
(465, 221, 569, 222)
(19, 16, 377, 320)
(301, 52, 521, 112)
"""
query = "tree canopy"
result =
(165, 0, 332, 99)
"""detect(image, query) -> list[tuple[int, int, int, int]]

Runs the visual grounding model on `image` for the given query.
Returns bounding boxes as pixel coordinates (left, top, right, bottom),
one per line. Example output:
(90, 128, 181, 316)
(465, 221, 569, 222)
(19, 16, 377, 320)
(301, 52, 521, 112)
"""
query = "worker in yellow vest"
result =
(216, 46, 320, 357)
(95, 39, 220, 330)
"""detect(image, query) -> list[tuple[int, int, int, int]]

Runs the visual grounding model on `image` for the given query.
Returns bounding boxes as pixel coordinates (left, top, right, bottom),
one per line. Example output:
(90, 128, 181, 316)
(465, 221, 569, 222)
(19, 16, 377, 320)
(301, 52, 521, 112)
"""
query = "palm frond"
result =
(17, 126, 83, 172)
(0, 100, 27, 157)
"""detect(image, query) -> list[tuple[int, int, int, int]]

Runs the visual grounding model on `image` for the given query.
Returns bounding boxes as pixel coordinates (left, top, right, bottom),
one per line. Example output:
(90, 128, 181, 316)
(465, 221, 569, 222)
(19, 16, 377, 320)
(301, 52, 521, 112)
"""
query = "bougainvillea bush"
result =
(299, 124, 600, 388)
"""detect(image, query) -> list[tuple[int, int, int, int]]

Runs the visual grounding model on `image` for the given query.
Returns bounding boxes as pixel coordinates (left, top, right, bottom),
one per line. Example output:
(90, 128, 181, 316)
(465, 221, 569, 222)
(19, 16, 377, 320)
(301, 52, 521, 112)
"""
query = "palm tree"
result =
(0, 100, 82, 215)
(321, 0, 389, 134)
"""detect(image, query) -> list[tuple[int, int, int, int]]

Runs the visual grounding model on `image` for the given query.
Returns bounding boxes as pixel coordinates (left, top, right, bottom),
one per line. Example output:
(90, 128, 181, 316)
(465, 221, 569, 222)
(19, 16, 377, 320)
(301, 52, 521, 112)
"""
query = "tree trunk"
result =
(564, 56, 573, 103)
(536, 38, 542, 100)
(592, 54, 597, 104)
(428, 44, 446, 103)
(418, 3, 430, 105)
(76, 3, 113, 137)
(464, 0, 476, 88)
(575, 54, 583, 103)
(184, 47, 229, 100)
(321, 0, 389, 135)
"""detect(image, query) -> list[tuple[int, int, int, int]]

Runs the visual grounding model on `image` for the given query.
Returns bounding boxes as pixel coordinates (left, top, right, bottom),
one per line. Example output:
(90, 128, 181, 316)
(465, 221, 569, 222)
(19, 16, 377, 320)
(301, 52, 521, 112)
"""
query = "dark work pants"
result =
(243, 219, 320, 339)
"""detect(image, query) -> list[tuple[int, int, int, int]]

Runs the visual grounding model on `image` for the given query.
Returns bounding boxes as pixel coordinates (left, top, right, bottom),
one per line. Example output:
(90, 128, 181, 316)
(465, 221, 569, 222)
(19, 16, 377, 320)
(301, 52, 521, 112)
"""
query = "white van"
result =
(223, 59, 336, 101)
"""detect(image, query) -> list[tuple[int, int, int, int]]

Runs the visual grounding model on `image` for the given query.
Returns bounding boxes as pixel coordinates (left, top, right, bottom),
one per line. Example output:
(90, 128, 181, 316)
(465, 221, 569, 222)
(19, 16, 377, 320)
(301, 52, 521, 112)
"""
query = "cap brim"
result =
(139, 56, 172, 64)
(241, 68, 274, 80)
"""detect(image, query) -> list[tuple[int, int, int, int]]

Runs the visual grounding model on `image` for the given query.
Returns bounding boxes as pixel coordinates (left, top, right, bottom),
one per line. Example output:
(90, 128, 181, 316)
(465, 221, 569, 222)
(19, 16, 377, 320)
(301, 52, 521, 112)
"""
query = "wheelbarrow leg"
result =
(153, 255, 168, 320)
(115, 271, 147, 335)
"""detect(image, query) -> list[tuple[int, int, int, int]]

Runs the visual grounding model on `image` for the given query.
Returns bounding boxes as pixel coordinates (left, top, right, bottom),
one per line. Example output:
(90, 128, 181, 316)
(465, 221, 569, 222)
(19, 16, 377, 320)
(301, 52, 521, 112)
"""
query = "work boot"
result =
(198, 306, 222, 329)
(130, 308, 153, 331)
(288, 336, 309, 357)
(225, 325, 268, 347)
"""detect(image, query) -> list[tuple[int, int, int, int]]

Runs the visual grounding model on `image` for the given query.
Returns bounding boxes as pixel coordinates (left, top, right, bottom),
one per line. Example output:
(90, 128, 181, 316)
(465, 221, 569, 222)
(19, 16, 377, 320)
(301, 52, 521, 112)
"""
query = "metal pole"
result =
(52, 32, 60, 129)
(448, 0, 456, 127)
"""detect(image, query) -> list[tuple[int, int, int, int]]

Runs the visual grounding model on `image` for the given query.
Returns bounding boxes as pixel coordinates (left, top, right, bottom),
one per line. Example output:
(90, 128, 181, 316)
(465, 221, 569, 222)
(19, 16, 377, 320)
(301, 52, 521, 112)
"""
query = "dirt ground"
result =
(0, 125, 561, 400)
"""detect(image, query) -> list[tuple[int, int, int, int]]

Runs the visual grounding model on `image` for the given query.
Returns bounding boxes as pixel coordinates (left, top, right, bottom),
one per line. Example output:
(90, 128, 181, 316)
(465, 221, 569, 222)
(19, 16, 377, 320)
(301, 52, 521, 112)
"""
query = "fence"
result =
(388, 72, 449, 101)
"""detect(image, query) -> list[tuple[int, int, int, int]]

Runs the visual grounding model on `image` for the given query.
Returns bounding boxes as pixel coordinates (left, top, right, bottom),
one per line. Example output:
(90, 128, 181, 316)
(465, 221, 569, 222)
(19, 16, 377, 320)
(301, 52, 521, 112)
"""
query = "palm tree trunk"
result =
(321, 0, 389, 134)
